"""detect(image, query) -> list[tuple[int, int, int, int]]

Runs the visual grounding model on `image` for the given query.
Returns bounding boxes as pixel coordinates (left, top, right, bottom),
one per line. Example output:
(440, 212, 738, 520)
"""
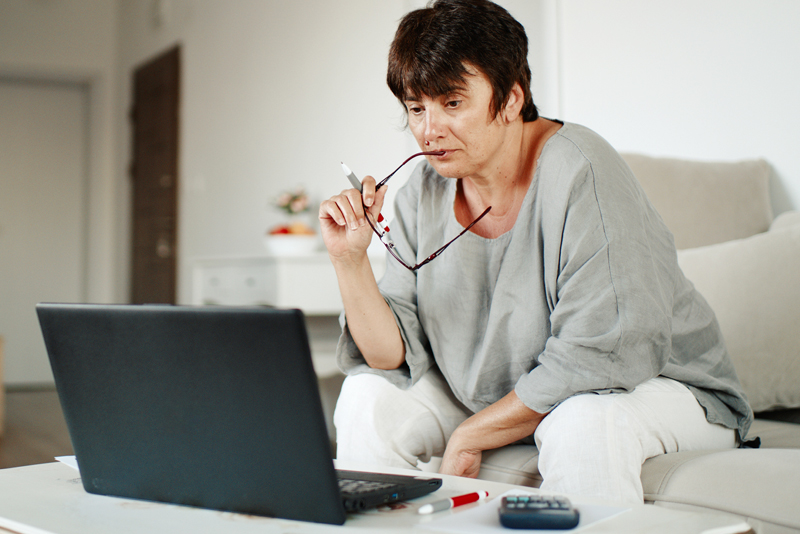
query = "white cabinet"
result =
(190, 253, 386, 315)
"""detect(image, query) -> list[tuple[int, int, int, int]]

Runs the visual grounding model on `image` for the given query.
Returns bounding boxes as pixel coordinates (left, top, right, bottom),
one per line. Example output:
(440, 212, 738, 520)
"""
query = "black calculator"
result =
(498, 495, 580, 530)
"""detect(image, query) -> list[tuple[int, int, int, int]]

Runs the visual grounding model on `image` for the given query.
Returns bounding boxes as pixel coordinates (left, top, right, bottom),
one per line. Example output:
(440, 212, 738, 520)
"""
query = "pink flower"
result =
(275, 188, 310, 215)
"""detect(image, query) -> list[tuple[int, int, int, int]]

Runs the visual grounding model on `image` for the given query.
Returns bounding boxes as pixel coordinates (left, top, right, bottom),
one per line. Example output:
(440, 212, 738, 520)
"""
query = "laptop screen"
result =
(37, 304, 347, 524)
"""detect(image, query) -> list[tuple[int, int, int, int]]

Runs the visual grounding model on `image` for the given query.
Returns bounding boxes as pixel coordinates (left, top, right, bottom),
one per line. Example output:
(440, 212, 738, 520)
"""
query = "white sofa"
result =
(473, 154, 800, 534)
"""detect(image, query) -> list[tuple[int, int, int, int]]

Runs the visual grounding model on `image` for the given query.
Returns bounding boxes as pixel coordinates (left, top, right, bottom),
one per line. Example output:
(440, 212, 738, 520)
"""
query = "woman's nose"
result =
(423, 108, 445, 143)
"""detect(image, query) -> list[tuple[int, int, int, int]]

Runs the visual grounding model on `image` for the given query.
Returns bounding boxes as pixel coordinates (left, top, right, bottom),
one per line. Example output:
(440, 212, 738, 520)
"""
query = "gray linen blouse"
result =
(337, 122, 753, 440)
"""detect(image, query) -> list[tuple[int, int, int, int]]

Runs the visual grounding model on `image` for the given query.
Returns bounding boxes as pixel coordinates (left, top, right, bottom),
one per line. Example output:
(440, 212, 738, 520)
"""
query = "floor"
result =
(0, 388, 73, 469)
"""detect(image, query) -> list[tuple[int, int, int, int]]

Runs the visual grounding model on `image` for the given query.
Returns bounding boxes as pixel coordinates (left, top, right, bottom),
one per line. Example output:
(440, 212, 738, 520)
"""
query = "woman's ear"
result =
(501, 82, 525, 124)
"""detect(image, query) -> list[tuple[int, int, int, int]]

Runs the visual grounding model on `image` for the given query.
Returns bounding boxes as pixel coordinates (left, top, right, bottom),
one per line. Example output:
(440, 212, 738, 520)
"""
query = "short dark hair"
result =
(387, 0, 538, 122)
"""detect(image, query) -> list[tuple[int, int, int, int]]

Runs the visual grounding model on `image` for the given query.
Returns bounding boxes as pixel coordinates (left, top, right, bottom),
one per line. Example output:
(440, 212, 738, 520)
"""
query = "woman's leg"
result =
(534, 377, 736, 504)
(333, 368, 471, 469)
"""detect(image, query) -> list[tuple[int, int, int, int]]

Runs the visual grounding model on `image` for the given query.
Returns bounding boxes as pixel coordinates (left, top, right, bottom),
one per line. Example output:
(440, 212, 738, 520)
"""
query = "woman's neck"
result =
(456, 118, 561, 238)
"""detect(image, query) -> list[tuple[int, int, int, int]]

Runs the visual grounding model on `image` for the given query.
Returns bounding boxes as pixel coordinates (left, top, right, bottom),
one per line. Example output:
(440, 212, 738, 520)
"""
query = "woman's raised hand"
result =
(318, 174, 387, 266)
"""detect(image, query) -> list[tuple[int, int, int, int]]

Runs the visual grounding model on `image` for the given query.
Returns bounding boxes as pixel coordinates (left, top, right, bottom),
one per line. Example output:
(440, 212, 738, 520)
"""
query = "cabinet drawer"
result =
(191, 254, 385, 314)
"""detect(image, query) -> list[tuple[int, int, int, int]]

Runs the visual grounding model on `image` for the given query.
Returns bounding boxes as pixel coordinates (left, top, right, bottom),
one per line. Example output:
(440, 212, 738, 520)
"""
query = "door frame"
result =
(0, 67, 119, 305)
(0, 77, 90, 384)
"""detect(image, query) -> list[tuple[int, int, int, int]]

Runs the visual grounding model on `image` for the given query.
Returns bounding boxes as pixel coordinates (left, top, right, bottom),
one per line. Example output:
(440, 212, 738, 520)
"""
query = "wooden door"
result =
(130, 47, 180, 304)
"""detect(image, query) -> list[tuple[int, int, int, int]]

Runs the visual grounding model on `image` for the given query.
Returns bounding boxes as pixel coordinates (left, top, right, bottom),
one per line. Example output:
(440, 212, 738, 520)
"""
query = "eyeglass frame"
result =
(362, 151, 492, 272)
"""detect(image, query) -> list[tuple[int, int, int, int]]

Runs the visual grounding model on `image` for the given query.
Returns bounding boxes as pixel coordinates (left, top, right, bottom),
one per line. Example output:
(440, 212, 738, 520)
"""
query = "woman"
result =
(318, 0, 752, 504)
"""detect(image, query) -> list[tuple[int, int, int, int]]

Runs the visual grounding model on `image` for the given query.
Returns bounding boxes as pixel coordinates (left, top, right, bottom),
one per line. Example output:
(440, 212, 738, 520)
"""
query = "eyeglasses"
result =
(363, 151, 492, 272)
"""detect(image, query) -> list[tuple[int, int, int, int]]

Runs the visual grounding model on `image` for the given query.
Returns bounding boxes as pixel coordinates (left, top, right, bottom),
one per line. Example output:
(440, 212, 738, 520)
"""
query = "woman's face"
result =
(405, 68, 514, 180)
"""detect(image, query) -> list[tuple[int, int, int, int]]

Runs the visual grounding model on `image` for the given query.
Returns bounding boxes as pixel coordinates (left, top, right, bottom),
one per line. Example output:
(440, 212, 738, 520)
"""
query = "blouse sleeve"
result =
(515, 145, 681, 414)
(336, 168, 436, 389)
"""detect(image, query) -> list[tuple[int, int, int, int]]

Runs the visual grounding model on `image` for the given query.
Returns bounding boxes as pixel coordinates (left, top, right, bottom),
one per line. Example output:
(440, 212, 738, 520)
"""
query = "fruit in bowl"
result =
(268, 221, 315, 235)
(264, 222, 318, 255)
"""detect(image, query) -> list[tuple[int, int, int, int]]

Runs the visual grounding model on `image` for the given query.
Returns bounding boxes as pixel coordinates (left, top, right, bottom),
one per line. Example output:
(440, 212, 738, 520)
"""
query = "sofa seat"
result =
(643, 450, 800, 533)
(642, 434, 800, 533)
(643, 420, 800, 534)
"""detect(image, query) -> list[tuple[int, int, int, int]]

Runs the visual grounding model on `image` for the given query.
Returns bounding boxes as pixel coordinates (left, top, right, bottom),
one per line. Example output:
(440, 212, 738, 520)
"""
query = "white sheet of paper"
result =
(55, 456, 79, 471)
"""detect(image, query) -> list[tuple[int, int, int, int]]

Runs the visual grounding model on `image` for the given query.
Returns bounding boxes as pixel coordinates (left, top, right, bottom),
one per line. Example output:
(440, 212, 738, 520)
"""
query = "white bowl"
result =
(263, 234, 320, 256)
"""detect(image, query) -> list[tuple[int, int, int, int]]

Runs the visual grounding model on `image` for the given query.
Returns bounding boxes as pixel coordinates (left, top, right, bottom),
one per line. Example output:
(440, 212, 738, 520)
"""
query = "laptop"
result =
(36, 303, 441, 525)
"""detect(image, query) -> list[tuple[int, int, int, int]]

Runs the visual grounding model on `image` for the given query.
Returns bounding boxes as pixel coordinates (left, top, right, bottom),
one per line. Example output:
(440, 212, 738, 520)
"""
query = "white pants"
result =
(333, 369, 736, 504)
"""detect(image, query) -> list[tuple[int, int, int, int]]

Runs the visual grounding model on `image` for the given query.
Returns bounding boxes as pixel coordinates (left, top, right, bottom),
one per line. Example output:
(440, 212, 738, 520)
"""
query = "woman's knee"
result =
(535, 393, 630, 448)
(333, 373, 420, 466)
(333, 371, 468, 465)
(534, 393, 646, 503)
(334, 373, 391, 425)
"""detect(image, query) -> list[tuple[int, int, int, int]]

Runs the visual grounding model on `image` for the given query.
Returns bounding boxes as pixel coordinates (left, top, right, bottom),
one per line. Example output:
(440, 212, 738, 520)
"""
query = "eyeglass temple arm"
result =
(412, 206, 492, 270)
(375, 151, 446, 190)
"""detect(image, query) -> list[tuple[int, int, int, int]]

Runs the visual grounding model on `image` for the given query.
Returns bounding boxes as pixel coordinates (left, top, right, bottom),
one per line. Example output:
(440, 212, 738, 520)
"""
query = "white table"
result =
(0, 461, 752, 534)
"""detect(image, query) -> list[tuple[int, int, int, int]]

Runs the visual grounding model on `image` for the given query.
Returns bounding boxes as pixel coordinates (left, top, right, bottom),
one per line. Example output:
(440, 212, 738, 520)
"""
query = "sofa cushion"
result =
(677, 223, 800, 412)
(641, 447, 800, 533)
(622, 153, 772, 249)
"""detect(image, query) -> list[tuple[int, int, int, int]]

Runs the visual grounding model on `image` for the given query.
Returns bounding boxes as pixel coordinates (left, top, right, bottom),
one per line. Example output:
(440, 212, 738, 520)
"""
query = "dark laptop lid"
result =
(37, 303, 347, 525)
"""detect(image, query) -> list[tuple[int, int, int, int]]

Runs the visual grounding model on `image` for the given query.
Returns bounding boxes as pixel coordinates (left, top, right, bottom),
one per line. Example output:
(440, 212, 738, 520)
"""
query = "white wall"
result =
(0, 0, 119, 303)
(5, 0, 795, 310)
(556, 0, 800, 215)
(115, 0, 550, 303)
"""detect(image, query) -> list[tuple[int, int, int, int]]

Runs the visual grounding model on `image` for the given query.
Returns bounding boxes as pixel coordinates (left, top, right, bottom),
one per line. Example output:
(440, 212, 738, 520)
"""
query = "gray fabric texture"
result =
(336, 122, 753, 440)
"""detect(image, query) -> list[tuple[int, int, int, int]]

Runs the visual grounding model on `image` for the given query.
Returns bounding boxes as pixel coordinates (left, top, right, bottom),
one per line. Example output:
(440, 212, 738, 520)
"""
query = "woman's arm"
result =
(331, 252, 405, 370)
(319, 176, 405, 370)
(439, 390, 545, 478)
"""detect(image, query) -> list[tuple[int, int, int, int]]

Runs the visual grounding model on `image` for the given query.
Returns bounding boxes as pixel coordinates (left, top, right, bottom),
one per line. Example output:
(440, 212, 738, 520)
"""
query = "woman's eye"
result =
(446, 100, 461, 109)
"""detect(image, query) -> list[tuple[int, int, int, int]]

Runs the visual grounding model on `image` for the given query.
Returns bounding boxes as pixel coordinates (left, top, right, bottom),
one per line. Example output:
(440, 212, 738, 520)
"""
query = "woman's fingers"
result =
(358, 175, 390, 229)
(320, 188, 365, 230)
(361, 175, 377, 208)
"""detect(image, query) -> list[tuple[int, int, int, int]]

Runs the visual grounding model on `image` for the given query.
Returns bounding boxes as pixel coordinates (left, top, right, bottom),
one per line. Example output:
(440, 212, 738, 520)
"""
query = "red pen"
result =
(418, 490, 489, 514)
